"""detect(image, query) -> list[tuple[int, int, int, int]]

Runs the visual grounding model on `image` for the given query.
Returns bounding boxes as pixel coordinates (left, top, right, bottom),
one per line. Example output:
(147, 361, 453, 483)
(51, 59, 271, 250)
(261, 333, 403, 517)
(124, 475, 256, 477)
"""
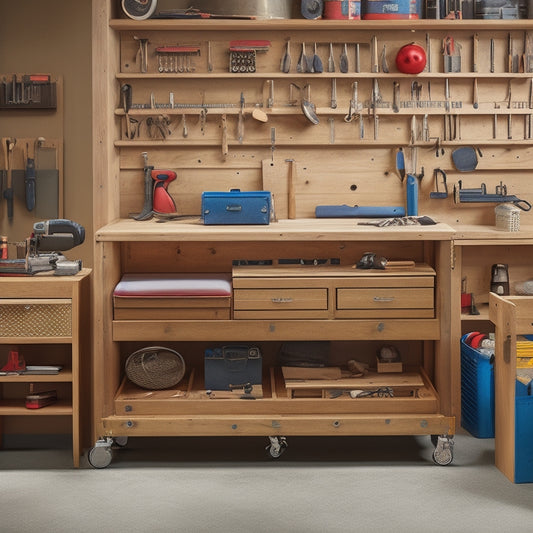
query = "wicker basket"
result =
(125, 346, 185, 390)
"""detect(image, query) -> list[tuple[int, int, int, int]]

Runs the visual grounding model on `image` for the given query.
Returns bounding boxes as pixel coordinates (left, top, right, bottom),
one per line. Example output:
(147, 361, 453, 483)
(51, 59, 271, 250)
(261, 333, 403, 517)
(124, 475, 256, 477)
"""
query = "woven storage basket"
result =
(125, 346, 185, 390)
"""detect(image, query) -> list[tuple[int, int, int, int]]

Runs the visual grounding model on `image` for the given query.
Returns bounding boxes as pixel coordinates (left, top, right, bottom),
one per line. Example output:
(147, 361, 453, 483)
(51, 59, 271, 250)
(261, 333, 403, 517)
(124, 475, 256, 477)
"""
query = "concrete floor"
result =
(1, 432, 533, 532)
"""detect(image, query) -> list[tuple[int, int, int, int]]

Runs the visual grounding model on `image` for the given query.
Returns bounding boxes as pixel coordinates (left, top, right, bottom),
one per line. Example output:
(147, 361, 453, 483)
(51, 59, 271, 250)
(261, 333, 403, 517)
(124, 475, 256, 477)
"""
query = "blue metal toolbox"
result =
(202, 189, 271, 225)
(204, 345, 262, 390)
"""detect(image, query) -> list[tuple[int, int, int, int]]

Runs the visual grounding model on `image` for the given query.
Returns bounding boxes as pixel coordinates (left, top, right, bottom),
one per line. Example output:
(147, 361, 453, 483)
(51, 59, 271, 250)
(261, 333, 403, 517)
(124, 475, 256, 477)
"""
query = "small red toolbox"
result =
(25, 390, 58, 409)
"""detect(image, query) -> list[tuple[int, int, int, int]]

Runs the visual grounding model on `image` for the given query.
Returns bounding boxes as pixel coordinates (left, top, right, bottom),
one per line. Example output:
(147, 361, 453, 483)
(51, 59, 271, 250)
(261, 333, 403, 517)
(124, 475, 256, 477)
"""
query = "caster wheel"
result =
(265, 436, 288, 459)
(432, 447, 453, 466)
(88, 445, 113, 469)
(432, 434, 454, 466)
(113, 436, 128, 448)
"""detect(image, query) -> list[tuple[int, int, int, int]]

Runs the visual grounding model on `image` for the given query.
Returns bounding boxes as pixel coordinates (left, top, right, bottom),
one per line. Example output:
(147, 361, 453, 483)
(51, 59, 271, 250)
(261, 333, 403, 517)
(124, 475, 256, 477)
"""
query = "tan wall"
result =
(0, 0, 93, 268)
(0, 1, 92, 436)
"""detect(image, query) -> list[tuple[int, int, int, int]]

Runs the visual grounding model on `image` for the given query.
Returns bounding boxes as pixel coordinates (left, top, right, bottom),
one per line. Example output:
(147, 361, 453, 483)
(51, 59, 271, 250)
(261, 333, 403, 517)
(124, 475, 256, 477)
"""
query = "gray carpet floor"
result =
(0, 432, 532, 533)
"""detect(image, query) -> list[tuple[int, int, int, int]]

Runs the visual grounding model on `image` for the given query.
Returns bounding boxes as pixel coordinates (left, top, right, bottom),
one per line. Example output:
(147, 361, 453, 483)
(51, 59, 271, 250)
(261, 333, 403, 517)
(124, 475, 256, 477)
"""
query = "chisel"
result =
(221, 114, 228, 159)
(472, 33, 479, 73)
(3, 138, 15, 221)
(24, 141, 36, 211)
(339, 43, 349, 73)
(238, 92, 244, 143)
(280, 40, 291, 73)
(327, 43, 335, 72)
(371, 35, 378, 73)
(331, 78, 337, 109)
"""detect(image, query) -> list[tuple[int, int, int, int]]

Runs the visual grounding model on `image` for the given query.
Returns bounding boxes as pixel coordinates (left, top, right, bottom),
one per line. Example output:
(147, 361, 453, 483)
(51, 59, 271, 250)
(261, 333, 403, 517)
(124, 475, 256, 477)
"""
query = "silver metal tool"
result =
(328, 43, 335, 72)
(207, 41, 213, 72)
(371, 35, 378, 73)
(331, 78, 337, 109)
(329, 117, 335, 144)
(472, 33, 479, 73)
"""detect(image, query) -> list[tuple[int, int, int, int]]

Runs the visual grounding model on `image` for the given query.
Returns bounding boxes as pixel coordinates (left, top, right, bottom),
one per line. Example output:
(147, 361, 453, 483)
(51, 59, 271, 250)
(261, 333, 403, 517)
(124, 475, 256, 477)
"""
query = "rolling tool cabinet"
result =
(0, 270, 91, 467)
(91, 0, 533, 466)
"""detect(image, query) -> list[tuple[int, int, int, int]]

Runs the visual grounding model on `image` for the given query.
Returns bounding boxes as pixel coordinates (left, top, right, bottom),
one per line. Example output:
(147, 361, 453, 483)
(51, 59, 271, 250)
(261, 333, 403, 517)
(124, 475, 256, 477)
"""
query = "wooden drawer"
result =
(233, 287, 329, 319)
(336, 276, 434, 319)
(114, 296, 231, 320)
(0, 299, 72, 337)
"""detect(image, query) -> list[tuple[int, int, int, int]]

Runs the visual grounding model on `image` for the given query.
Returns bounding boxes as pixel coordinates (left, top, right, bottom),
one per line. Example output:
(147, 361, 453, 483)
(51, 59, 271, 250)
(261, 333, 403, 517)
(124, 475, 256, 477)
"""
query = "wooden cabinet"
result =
(489, 294, 533, 483)
(92, 0, 533, 465)
(449, 227, 533, 419)
(0, 269, 91, 467)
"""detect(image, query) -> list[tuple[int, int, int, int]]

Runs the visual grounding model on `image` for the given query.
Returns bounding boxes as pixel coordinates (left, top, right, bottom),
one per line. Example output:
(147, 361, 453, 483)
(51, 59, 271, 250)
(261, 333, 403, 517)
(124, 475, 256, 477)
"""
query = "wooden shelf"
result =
(453, 225, 533, 242)
(116, 72, 533, 80)
(115, 107, 533, 117)
(114, 368, 439, 416)
(0, 400, 73, 416)
(113, 317, 440, 342)
(461, 303, 490, 321)
(0, 370, 73, 383)
(95, 218, 456, 242)
(110, 19, 533, 32)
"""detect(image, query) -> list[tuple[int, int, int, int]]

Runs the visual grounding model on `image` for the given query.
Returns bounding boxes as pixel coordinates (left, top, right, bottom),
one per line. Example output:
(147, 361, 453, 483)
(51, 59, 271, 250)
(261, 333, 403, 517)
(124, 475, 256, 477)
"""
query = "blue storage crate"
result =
(514, 396, 533, 483)
(461, 334, 495, 438)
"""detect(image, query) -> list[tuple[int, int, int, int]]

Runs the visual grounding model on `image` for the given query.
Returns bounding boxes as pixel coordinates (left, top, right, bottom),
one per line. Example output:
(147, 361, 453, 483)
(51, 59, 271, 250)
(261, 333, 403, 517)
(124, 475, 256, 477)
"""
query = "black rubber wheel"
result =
(265, 440, 287, 460)
(432, 447, 453, 466)
(88, 446, 113, 469)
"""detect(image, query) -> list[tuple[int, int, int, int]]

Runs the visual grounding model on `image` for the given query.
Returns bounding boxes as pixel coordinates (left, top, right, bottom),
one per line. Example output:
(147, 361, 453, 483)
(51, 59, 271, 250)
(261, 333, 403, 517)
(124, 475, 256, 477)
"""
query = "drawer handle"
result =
(373, 296, 395, 302)
(271, 297, 293, 303)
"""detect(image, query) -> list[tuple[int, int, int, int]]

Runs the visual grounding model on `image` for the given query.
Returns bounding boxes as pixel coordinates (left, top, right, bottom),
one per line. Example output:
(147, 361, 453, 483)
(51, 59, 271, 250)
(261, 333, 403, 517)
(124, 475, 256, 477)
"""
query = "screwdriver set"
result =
(0, 74, 57, 109)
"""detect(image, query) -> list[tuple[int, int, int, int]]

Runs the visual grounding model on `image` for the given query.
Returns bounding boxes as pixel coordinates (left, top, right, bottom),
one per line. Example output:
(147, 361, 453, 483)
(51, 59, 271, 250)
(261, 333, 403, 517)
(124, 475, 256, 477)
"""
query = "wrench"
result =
(344, 82, 359, 122)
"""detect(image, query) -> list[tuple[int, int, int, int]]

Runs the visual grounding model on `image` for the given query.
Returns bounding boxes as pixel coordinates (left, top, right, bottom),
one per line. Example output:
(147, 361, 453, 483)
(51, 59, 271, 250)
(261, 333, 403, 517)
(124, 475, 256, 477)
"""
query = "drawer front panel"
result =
(0, 299, 72, 337)
(234, 289, 327, 310)
(234, 288, 328, 318)
(336, 288, 434, 318)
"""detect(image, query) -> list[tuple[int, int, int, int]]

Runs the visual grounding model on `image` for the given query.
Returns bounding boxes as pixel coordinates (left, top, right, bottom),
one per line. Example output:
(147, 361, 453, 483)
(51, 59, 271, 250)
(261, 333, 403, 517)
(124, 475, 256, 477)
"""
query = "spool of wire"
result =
(301, 0, 324, 19)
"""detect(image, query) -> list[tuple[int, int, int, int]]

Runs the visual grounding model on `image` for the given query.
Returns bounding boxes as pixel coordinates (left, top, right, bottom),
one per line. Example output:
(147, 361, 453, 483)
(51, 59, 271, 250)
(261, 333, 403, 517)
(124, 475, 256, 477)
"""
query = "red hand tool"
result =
(151, 169, 177, 214)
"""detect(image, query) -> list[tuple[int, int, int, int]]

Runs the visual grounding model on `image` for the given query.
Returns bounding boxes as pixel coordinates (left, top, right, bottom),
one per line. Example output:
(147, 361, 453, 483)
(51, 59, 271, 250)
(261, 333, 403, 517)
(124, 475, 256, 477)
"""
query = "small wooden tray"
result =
(284, 371, 424, 399)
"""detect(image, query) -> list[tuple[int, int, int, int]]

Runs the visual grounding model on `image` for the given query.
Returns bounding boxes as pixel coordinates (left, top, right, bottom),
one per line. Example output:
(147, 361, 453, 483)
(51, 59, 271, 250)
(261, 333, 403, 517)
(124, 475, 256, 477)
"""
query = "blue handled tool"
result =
(315, 205, 406, 218)
(406, 174, 418, 216)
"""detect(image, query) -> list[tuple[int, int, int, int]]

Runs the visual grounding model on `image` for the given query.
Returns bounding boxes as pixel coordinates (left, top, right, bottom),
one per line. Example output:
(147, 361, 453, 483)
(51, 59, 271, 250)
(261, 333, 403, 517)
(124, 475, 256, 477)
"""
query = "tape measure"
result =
(122, 0, 157, 20)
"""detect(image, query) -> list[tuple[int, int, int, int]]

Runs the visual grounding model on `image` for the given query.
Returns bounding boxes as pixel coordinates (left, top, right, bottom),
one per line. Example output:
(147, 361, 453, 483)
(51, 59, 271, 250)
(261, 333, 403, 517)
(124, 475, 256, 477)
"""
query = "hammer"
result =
(285, 158, 296, 219)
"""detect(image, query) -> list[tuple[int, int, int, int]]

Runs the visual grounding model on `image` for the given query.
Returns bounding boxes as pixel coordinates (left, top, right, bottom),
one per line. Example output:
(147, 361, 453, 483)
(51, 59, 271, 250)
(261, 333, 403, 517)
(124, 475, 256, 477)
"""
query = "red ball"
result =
(395, 43, 427, 74)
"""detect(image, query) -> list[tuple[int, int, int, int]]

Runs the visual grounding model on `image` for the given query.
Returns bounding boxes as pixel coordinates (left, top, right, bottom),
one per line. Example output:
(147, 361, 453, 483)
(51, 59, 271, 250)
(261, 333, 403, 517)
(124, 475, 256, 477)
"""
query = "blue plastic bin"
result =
(514, 396, 533, 483)
(461, 334, 495, 438)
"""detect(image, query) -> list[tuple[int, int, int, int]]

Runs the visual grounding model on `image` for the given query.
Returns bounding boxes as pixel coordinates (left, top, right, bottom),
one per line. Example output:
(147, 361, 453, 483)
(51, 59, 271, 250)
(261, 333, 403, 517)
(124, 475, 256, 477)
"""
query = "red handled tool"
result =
(152, 169, 177, 214)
